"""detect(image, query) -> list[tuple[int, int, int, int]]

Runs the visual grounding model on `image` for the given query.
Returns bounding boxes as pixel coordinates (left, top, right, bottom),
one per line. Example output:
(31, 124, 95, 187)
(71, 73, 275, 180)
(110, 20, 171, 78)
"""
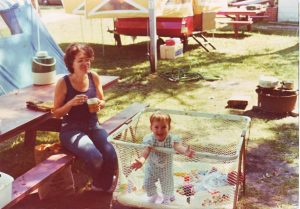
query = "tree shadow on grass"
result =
(57, 41, 298, 114)
(203, 31, 252, 39)
(243, 107, 298, 121)
(59, 41, 298, 76)
(241, 120, 299, 208)
(59, 41, 209, 72)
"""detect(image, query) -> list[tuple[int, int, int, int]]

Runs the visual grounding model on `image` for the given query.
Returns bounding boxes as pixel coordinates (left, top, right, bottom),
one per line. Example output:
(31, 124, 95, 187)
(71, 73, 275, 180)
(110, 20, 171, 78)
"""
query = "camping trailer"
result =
(112, 11, 217, 48)
(62, 0, 227, 49)
(108, 0, 226, 48)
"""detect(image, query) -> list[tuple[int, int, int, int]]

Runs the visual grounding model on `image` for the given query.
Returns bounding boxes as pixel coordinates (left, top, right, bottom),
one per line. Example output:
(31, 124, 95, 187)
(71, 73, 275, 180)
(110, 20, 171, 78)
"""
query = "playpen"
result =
(108, 108, 251, 209)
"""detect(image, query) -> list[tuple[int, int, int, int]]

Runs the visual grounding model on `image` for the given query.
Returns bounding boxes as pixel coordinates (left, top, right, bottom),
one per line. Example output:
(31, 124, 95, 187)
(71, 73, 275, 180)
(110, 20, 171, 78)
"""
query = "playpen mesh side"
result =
(110, 110, 249, 209)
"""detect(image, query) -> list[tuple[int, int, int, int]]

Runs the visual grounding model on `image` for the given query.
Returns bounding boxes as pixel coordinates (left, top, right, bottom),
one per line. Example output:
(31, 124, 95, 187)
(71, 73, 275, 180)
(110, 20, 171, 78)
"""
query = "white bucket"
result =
(0, 172, 14, 208)
(160, 44, 183, 60)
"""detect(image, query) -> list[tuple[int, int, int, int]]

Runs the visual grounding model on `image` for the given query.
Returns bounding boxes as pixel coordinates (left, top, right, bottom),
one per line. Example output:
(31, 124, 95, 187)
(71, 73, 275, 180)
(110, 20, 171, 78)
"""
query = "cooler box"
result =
(0, 172, 14, 208)
(160, 44, 183, 60)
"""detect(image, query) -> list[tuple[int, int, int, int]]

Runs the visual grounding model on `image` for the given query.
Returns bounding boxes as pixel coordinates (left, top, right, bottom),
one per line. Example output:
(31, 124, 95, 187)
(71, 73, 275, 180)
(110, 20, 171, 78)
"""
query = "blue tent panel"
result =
(0, 0, 67, 95)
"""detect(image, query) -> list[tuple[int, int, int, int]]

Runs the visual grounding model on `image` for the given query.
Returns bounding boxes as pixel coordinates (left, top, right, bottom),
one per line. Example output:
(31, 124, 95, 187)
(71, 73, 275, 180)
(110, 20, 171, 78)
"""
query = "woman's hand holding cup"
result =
(71, 94, 88, 107)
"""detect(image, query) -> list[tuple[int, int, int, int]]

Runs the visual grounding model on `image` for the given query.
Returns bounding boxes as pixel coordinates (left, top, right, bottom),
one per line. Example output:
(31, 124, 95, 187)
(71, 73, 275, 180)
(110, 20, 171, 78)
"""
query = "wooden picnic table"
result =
(217, 8, 265, 20)
(217, 7, 266, 37)
(0, 74, 119, 144)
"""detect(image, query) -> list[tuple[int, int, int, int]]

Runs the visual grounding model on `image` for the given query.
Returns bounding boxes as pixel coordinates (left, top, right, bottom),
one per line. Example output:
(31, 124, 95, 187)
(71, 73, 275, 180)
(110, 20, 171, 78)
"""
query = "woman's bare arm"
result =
(91, 71, 105, 108)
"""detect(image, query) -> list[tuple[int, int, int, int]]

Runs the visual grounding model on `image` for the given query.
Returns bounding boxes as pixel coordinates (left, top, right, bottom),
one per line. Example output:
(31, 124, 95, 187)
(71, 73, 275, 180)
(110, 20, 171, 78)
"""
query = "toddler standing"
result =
(131, 111, 195, 204)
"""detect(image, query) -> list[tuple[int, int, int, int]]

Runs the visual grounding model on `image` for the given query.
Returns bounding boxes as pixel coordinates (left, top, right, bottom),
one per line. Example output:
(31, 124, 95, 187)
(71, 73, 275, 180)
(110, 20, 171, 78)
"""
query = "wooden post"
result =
(31, 0, 40, 14)
(148, 0, 157, 73)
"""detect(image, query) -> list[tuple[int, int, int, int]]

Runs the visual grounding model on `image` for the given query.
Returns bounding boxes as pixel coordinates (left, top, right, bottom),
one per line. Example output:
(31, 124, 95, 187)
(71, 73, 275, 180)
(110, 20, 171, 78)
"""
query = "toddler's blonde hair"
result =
(150, 111, 171, 129)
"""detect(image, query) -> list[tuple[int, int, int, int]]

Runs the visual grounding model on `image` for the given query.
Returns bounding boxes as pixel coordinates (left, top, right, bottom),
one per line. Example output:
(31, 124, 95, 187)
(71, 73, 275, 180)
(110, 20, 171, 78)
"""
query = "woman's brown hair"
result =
(64, 43, 94, 73)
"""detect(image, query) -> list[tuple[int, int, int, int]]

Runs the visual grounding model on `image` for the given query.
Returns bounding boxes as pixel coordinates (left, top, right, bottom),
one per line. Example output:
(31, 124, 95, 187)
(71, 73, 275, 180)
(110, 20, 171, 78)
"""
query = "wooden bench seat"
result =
(217, 19, 253, 37)
(249, 15, 268, 19)
(3, 102, 148, 209)
(219, 20, 253, 25)
(3, 154, 74, 209)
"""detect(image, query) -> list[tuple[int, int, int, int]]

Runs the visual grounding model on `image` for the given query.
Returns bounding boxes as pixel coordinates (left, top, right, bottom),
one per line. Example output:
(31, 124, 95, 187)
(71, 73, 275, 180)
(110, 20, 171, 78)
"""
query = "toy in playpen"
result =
(108, 108, 251, 209)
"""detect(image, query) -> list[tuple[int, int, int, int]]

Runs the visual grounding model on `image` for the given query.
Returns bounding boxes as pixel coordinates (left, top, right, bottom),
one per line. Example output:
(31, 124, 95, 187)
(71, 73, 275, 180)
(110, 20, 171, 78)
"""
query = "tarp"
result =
(0, 0, 67, 95)
(62, 0, 85, 15)
(193, 0, 228, 14)
(161, 0, 194, 17)
(85, 0, 152, 18)
(62, 0, 227, 18)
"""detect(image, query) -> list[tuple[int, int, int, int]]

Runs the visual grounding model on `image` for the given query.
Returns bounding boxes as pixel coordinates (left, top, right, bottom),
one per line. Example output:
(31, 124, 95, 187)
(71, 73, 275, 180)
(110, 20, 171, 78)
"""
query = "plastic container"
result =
(172, 38, 181, 44)
(160, 44, 183, 59)
(32, 51, 56, 85)
(0, 172, 14, 208)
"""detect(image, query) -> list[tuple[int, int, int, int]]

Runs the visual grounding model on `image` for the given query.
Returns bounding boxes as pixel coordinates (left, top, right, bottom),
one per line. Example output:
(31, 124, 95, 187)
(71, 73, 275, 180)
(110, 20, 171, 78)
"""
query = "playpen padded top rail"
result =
(102, 102, 149, 135)
(111, 139, 240, 161)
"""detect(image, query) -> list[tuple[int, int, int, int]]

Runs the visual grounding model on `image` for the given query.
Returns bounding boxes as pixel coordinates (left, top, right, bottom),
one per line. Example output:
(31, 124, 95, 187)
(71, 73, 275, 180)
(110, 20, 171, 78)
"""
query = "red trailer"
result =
(110, 12, 216, 52)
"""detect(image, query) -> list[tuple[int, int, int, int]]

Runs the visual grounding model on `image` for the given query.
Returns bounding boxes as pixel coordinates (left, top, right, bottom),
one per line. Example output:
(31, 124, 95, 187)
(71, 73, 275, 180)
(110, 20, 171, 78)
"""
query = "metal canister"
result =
(32, 51, 56, 85)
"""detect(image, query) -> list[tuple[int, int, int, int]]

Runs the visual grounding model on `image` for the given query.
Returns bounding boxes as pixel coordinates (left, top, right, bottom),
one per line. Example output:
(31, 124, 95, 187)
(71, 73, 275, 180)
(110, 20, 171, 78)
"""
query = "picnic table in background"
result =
(228, 0, 273, 7)
(216, 7, 266, 37)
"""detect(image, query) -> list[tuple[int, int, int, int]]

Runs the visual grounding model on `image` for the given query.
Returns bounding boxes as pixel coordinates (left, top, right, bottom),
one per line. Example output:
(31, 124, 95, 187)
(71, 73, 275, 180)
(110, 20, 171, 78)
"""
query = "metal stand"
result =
(191, 32, 216, 52)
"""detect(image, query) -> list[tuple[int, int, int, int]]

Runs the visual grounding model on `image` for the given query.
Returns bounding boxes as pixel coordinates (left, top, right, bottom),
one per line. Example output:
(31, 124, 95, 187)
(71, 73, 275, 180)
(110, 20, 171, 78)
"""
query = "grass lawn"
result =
(0, 5, 299, 209)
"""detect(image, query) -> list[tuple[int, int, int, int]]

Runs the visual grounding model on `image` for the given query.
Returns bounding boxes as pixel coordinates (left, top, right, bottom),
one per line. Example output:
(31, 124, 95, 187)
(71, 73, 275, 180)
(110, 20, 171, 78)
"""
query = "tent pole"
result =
(37, 16, 40, 51)
(149, 0, 157, 73)
(100, 19, 105, 56)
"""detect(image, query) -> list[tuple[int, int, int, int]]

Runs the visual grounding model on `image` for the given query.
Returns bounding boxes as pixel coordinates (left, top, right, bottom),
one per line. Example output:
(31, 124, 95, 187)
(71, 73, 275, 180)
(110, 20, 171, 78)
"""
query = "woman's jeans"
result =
(60, 120, 117, 190)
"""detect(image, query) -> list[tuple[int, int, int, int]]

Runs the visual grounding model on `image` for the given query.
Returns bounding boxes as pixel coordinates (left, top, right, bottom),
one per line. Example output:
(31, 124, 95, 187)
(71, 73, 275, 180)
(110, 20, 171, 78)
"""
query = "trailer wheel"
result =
(114, 34, 122, 47)
(157, 37, 165, 47)
(181, 37, 188, 50)
(157, 37, 165, 55)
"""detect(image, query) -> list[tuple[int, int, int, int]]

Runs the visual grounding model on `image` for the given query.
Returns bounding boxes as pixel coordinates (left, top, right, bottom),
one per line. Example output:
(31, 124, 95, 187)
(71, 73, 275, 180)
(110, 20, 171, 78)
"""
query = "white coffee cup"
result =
(87, 98, 98, 113)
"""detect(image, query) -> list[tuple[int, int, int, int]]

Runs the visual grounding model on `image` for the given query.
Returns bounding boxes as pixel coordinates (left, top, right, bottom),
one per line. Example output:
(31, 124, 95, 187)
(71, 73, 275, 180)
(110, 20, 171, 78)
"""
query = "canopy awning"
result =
(61, 0, 227, 18)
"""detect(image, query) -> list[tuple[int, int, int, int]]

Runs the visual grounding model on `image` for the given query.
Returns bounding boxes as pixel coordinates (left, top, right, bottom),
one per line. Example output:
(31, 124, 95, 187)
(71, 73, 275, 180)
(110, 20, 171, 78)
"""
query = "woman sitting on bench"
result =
(53, 43, 117, 193)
